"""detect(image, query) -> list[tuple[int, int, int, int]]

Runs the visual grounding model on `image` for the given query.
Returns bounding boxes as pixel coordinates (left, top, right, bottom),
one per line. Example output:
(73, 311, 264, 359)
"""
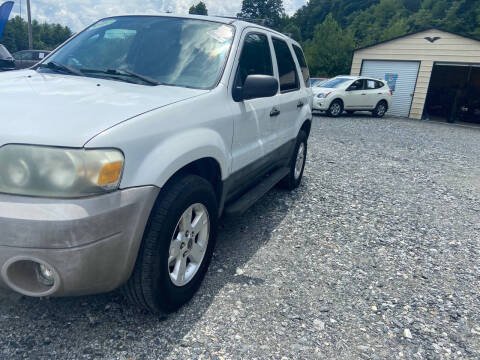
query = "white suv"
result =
(0, 15, 312, 314)
(313, 76, 392, 117)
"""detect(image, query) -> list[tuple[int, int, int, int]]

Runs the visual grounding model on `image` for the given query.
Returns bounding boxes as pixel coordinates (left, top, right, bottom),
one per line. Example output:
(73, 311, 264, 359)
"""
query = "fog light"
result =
(36, 263, 55, 286)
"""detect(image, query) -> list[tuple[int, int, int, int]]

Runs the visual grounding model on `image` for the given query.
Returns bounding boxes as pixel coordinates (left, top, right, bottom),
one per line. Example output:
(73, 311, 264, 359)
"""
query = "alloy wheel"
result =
(168, 203, 210, 287)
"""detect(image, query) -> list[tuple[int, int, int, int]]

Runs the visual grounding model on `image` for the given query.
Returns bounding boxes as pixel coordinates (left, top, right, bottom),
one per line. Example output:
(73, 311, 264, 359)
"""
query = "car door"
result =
(229, 30, 278, 183)
(25, 51, 38, 68)
(270, 37, 306, 152)
(13, 51, 25, 69)
(364, 79, 379, 109)
(344, 79, 366, 109)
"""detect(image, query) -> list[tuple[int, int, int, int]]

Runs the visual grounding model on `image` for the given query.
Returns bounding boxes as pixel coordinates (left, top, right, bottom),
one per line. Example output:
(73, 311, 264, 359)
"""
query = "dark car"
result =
(0, 44, 15, 71)
(13, 49, 50, 69)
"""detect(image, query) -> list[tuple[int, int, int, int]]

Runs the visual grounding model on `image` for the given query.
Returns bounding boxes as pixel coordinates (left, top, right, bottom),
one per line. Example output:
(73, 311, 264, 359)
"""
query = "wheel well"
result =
(300, 120, 312, 137)
(164, 158, 223, 205)
(331, 98, 344, 107)
(377, 99, 388, 107)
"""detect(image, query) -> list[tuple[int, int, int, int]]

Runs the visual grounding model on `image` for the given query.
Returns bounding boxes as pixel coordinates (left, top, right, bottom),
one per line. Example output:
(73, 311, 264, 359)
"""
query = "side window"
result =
(13, 51, 25, 60)
(235, 33, 273, 88)
(375, 81, 384, 89)
(23, 51, 35, 61)
(272, 38, 299, 92)
(292, 44, 310, 87)
(366, 79, 376, 89)
(348, 79, 364, 91)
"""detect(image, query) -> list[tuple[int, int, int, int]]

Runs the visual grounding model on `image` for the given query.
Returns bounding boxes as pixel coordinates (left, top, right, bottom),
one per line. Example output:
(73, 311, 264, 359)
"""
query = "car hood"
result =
(312, 87, 337, 94)
(0, 70, 208, 147)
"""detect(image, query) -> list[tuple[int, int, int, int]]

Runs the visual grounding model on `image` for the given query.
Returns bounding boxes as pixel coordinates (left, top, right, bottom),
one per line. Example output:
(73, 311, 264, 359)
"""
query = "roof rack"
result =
(214, 16, 269, 27)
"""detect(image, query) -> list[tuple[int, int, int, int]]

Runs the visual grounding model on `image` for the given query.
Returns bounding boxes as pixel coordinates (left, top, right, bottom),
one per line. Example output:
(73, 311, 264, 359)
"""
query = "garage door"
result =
(361, 60, 420, 117)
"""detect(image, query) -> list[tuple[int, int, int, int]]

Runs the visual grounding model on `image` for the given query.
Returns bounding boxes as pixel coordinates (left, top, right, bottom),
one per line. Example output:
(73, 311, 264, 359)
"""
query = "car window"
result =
(321, 77, 351, 88)
(292, 44, 310, 87)
(272, 38, 299, 92)
(348, 79, 364, 91)
(42, 16, 235, 89)
(13, 51, 24, 60)
(37, 52, 46, 60)
(366, 79, 376, 90)
(235, 33, 273, 88)
(375, 81, 384, 89)
(22, 51, 35, 61)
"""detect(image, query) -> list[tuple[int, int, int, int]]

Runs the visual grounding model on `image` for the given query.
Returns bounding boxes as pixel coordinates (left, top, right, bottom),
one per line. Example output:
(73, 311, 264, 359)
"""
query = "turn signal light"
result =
(97, 161, 123, 186)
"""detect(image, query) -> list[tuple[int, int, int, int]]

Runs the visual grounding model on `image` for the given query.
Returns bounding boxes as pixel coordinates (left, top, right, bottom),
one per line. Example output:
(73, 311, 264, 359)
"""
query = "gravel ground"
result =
(1, 114, 480, 360)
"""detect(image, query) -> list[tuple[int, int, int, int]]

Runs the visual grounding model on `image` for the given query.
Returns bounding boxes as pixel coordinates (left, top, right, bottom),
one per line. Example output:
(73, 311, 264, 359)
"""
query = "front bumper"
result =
(313, 97, 331, 111)
(0, 186, 159, 297)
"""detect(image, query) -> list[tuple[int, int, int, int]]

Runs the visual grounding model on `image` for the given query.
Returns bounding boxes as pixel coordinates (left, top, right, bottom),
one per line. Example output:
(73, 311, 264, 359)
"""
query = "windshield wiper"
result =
(80, 68, 160, 86)
(37, 61, 84, 76)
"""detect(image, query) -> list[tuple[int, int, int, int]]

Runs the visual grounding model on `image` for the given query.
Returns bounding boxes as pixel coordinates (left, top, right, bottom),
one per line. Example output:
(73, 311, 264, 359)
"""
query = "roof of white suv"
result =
(104, 14, 294, 43)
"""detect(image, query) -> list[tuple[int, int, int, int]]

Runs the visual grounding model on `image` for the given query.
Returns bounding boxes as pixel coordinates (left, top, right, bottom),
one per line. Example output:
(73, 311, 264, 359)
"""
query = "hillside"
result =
(287, 0, 480, 76)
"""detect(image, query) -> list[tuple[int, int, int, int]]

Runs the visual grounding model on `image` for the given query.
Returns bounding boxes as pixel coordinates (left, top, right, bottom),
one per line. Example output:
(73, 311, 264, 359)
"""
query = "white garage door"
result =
(361, 60, 420, 117)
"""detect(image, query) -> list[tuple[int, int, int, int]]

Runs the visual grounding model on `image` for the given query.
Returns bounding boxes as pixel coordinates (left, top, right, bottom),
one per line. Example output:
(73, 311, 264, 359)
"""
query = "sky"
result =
(9, 0, 307, 31)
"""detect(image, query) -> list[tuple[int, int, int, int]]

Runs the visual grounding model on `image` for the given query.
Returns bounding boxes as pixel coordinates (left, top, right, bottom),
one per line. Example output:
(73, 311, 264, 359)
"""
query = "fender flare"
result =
(129, 128, 229, 188)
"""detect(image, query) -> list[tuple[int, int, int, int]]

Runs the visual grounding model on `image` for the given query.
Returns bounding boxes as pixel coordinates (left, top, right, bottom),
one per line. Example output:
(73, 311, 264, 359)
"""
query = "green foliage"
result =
(282, 23, 302, 42)
(1, 16, 72, 53)
(189, 2, 208, 16)
(238, 0, 285, 28)
(303, 14, 354, 77)
(284, 0, 480, 77)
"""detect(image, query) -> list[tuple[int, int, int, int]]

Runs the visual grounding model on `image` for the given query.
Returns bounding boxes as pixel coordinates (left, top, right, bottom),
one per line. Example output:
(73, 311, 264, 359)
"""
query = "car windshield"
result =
(320, 78, 352, 88)
(39, 16, 234, 89)
(0, 45, 12, 59)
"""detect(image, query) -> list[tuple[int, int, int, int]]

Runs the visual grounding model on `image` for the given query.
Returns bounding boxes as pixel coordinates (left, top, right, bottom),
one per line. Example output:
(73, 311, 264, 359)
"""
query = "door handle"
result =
(270, 107, 281, 117)
(361, 93, 367, 95)
(297, 101, 304, 108)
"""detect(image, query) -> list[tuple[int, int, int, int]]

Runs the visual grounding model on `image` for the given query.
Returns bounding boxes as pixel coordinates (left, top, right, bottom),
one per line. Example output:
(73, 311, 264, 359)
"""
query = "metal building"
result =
(351, 29, 480, 122)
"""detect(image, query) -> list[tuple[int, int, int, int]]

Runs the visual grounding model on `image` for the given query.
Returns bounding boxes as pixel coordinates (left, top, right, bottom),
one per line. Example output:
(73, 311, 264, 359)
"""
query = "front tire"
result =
(280, 130, 308, 190)
(123, 175, 218, 314)
(327, 100, 343, 117)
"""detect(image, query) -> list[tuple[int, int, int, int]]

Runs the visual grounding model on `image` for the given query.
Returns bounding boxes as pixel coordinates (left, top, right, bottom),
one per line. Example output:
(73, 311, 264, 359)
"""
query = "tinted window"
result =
(321, 77, 351, 88)
(22, 51, 35, 61)
(292, 44, 310, 87)
(348, 79, 364, 91)
(42, 17, 234, 89)
(235, 33, 273, 88)
(375, 81, 384, 89)
(272, 38, 299, 92)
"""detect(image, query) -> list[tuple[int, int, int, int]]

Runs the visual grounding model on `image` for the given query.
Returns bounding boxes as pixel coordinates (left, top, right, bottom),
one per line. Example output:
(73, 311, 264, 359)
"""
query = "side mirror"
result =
(233, 75, 279, 102)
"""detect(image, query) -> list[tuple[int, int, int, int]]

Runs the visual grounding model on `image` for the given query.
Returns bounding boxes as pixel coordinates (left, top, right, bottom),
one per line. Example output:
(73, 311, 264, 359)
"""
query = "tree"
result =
(304, 14, 355, 77)
(1, 16, 72, 53)
(237, 0, 285, 28)
(189, 2, 208, 16)
(282, 23, 302, 42)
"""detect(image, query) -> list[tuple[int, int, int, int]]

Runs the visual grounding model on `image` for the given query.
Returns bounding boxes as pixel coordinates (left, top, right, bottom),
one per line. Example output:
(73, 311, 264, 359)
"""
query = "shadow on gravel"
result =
(313, 111, 377, 119)
(0, 183, 300, 358)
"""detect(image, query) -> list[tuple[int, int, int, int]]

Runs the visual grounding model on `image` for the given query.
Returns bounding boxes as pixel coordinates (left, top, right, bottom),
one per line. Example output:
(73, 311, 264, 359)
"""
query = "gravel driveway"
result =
(1, 115, 480, 360)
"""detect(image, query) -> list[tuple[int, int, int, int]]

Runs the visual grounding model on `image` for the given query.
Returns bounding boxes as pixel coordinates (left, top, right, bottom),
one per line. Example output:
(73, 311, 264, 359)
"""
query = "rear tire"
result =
(280, 130, 308, 190)
(123, 175, 218, 314)
(373, 101, 388, 118)
(327, 100, 343, 117)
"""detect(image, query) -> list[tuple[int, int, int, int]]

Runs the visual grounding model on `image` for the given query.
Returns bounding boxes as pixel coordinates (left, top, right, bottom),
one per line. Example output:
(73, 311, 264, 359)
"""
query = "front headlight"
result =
(0, 145, 124, 198)
(316, 92, 331, 99)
